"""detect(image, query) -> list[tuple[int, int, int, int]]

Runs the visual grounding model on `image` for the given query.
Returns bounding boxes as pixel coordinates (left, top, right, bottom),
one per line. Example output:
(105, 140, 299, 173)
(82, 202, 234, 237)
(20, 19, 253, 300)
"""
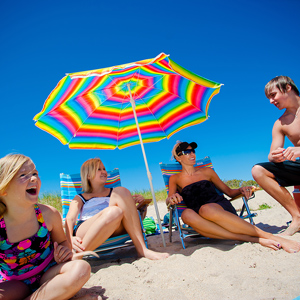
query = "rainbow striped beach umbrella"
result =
(34, 53, 222, 246)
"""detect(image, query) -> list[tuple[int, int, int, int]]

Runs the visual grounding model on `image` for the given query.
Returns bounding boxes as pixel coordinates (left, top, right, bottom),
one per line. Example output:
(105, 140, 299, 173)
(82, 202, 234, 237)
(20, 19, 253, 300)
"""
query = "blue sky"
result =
(1, 0, 299, 194)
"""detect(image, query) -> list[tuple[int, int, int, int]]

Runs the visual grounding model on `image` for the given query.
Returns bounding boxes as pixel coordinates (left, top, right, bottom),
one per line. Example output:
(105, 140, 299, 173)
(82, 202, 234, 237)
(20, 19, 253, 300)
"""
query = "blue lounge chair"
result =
(159, 156, 257, 249)
(60, 168, 148, 254)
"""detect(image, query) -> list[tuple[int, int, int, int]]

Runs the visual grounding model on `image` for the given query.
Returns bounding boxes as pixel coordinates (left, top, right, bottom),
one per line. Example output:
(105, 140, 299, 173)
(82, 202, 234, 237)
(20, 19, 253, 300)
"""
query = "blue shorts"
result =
(73, 220, 85, 235)
(255, 160, 300, 187)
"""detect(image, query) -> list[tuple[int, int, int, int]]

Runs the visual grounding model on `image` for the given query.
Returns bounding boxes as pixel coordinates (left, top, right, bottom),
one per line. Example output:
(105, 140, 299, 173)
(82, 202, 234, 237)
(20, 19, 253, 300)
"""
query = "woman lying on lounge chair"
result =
(167, 141, 300, 253)
(65, 158, 169, 260)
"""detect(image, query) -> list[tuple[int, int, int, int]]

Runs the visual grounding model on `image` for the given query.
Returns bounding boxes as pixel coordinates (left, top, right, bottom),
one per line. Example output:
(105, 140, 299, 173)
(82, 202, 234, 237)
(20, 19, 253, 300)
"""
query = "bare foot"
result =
(274, 236, 300, 253)
(258, 238, 281, 251)
(140, 248, 169, 260)
(278, 220, 300, 236)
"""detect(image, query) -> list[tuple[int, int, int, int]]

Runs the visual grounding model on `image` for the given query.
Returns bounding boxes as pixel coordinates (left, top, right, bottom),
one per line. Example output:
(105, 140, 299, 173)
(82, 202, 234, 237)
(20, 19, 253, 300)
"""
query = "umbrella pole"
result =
(127, 84, 166, 247)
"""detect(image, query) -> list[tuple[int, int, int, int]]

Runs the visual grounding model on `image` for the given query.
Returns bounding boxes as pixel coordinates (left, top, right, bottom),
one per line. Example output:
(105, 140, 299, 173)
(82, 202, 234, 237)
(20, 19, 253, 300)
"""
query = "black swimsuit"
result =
(181, 180, 237, 215)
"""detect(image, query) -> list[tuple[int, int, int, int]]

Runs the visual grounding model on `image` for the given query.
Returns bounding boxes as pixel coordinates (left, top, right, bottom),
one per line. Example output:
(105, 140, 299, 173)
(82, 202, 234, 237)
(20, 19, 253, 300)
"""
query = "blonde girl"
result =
(0, 154, 96, 300)
(65, 158, 169, 260)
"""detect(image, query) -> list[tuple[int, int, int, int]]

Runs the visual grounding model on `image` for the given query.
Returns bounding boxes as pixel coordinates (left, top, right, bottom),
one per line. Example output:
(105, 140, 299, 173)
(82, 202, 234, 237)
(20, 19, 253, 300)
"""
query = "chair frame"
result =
(60, 169, 148, 254)
(160, 156, 257, 249)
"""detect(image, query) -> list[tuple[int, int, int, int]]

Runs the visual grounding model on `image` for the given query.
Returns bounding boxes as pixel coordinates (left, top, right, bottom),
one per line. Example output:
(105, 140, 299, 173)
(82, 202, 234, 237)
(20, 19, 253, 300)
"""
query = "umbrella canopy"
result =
(34, 53, 223, 247)
(34, 53, 222, 149)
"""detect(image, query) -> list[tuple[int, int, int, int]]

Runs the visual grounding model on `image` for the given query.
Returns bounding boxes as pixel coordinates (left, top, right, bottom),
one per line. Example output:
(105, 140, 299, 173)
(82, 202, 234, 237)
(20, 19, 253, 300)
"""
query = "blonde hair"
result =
(80, 158, 103, 193)
(0, 154, 32, 216)
(265, 76, 299, 98)
(172, 141, 183, 164)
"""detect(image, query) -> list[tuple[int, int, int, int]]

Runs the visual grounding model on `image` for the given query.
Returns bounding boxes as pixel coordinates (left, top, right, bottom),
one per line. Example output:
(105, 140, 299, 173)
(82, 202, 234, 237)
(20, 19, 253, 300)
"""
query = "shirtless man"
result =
(252, 76, 300, 236)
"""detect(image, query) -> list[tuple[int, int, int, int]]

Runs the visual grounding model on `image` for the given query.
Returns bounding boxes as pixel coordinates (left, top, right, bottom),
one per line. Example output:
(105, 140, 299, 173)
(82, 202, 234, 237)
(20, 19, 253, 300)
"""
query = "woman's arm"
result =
(132, 194, 145, 204)
(208, 168, 253, 199)
(166, 174, 183, 205)
(64, 196, 83, 248)
(40, 204, 73, 263)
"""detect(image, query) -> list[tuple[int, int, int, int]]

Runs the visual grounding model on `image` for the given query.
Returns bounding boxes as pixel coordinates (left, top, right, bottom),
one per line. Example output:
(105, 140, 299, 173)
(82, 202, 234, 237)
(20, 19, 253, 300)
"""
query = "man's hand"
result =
(270, 147, 286, 162)
(282, 146, 300, 161)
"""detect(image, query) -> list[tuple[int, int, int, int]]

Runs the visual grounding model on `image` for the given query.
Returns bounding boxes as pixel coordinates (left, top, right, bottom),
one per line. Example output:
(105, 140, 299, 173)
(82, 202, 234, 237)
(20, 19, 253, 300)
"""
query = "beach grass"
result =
(38, 179, 257, 213)
(38, 189, 168, 213)
(223, 179, 258, 189)
(39, 192, 62, 213)
(131, 189, 168, 202)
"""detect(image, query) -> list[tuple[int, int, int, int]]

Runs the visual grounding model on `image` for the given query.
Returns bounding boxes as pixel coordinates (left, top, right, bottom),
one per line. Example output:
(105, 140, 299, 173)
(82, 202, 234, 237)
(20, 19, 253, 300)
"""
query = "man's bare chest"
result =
(281, 117, 300, 146)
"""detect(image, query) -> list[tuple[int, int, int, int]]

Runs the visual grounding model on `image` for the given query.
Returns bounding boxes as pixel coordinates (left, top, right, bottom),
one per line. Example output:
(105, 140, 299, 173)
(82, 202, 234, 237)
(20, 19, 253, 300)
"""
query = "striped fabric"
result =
(34, 53, 222, 150)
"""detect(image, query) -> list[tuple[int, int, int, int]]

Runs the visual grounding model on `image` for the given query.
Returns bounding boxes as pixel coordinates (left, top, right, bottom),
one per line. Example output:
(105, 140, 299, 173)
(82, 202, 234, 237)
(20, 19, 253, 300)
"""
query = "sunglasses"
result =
(178, 149, 195, 156)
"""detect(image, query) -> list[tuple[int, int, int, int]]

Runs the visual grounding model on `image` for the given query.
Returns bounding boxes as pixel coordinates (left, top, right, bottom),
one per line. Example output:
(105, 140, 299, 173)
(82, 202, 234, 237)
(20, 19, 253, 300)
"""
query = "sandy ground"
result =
(74, 187, 300, 300)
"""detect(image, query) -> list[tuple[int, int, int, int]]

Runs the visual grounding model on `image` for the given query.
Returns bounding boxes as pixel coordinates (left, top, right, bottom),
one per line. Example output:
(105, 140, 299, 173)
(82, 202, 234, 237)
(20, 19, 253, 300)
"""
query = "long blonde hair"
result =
(0, 154, 32, 216)
(80, 158, 103, 193)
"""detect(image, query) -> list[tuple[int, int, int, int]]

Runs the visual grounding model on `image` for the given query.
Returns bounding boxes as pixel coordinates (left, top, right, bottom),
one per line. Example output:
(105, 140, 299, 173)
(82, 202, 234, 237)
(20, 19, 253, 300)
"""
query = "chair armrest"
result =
(136, 198, 152, 210)
(167, 202, 173, 210)
(230, 187, 261, 201)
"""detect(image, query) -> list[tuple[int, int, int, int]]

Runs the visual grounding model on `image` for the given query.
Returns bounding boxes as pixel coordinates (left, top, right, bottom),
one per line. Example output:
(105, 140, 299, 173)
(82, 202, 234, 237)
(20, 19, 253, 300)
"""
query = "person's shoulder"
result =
(74, 193, 86, 200)
(199, 167, 218, 180)
(38, 203, 59, 214)
(199, 166, 214, 175)
(277, 110, 295, 123)
(273, 116, 286, 131)
(170, 173, 180, 182)
(38, 204, 62, 227)
(170, 173, 179, 179)
(38, 203, 61, 218)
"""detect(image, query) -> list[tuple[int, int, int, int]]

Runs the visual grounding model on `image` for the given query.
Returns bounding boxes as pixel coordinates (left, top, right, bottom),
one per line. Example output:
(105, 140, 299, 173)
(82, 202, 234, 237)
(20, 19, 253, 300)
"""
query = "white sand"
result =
(75, 187, 300, 300)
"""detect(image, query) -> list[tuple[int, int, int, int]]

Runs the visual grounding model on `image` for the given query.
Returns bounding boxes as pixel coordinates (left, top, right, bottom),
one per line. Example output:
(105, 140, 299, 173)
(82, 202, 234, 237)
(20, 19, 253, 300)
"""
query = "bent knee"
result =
(113, 186, 132, 198)
(251, 164, 267, 179)
(110, 186, 134, 204)
(68, 260, 91, 284)
(199, 204, 219, 219)
(181, 209, 198, 224)
(105, 206, 124, 221)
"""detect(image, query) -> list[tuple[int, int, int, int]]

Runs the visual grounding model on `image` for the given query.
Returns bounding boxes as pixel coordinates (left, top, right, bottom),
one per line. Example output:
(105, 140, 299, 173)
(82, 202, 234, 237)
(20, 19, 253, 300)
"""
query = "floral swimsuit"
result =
(0, 204, 56, 292)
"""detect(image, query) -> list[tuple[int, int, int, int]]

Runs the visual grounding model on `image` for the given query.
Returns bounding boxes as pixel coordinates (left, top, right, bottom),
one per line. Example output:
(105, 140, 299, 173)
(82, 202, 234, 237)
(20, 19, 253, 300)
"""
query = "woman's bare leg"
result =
(182, 207, 300, 252)
(181, 209, 280, 250)
(76, 206, 124, 251)
(109, 187, 169, 260)
(197, 203, 300, 253)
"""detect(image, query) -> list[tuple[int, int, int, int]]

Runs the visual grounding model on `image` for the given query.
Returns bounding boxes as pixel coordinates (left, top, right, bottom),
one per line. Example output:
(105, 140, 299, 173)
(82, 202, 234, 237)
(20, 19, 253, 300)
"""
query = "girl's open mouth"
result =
(26, 188, 37, 195)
